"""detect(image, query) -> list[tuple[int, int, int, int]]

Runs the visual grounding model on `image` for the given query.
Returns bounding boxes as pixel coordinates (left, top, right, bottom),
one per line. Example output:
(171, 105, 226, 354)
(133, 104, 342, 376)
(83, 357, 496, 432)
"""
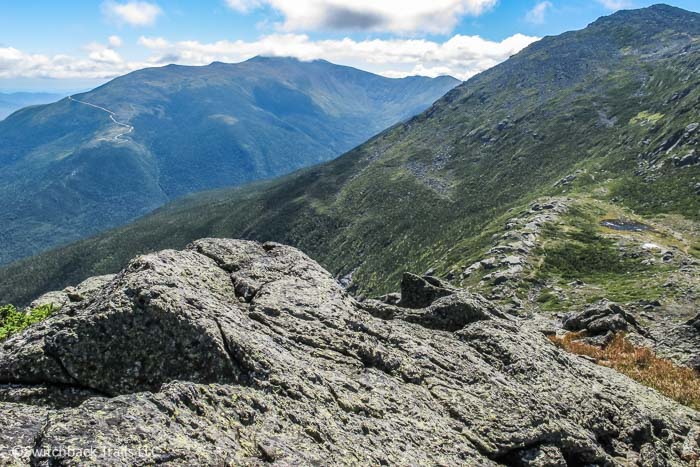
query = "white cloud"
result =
(225, 0, 263, 12)
(525, 1, 552, 24)
(138, 36, 169, 49)
(89, 49, 124, 64)
(225, 0, 499, 34)
(0, 44, 138, 80)
(103, 1, 162, 26)
(596, 0, 632, 10)
(0, 30, 539, 82)
(84, 42, 124, 64)
(108, 35, 124, 47)
(137, 32, 539, 80)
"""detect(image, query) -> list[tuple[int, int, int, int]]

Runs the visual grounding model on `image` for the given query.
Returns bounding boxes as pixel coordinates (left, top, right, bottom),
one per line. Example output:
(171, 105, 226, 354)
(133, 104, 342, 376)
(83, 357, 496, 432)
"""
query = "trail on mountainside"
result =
(69, 96, 134, 143)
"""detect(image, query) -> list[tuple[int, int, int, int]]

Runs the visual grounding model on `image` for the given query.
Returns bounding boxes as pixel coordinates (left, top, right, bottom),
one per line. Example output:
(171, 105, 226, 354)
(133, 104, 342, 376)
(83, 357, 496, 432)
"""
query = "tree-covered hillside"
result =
(0, 57, 458, 265)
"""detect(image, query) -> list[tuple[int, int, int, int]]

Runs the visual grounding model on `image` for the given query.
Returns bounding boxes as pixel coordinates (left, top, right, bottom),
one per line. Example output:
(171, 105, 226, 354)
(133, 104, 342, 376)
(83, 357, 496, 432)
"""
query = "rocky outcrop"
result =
(673, 150, 700, 168)
(646, 313, 700, 371)
(1, 239, 699, 465)
(652, 323, 700, 372)
(29, 274, 115, 310)
(461, 198, 570, 308)
(562, 300, 650, 345)
(397, 272, 456, 308)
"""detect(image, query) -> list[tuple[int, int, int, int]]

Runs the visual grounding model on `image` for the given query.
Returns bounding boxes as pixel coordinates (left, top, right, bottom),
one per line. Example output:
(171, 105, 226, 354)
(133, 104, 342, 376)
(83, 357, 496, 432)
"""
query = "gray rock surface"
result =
(1, 239, 698, 465)
(397, 272, 456, 308)
(29, 274, 115, 310)
(563, 300, 649, 338)
(468, 198, 571, 303)
(673, 150, 700, 168)
(650, 316, 700, 371)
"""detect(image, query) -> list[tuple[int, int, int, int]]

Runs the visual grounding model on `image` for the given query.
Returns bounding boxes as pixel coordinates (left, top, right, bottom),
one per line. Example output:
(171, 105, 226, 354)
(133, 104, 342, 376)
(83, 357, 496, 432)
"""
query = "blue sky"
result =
(1, 0, 698, 91)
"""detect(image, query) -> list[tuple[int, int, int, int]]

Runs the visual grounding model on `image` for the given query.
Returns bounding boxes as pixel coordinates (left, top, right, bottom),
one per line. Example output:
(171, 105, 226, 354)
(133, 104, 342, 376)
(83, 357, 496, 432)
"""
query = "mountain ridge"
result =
(1, 4, 698, 308)
(0, 57, 458, 266)
(0, 91, 64, 120)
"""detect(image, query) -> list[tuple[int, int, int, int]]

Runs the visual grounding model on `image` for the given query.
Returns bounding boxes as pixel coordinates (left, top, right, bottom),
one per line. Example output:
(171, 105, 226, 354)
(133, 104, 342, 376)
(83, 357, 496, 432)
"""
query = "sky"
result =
(1, 0, 698, 91)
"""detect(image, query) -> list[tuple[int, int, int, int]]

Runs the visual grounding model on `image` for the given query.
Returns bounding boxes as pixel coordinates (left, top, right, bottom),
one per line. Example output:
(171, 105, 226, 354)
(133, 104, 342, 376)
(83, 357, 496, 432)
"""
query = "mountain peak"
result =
(590, 3, 700, 34)
(246, 55, 297, 62)
(245, 55, 324, 64)
(0, 53, 459, 267)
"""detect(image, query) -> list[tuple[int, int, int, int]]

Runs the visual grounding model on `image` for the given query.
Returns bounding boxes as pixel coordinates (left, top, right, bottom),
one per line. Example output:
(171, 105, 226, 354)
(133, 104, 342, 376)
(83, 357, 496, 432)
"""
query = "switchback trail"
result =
(68, 96, 134, 143)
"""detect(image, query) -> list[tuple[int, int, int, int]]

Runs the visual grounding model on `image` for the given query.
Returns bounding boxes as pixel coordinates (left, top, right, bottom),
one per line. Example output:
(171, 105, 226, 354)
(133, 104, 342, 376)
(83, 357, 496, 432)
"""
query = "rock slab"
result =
(0, 239, 698, 465)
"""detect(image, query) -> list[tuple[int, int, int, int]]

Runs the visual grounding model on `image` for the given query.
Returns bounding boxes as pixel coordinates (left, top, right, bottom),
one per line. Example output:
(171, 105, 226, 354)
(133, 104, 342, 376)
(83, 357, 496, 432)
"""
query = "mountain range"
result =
(0, 91, 63, 120)
(0, 57, 458, 265)
(3, 4, 697, 309)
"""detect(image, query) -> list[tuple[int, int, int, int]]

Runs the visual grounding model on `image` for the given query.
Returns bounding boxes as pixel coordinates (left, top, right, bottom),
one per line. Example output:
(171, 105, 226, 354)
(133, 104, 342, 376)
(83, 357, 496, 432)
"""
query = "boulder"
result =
(397, 272, 456, 308)
(378, 292, 401, 305)
(647, 321, 700, 372)
(554, 174, 577, 187)
(673, 150, 700, 167)
(501, 255, 523, 266)
(0, 239, 698, 465)
(563, 300, 648, 337)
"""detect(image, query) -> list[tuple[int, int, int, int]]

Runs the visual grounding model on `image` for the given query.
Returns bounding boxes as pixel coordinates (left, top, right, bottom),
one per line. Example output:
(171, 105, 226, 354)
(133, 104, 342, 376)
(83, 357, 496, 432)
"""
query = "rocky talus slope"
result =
(451, 193, 700, 372)
(1, 239, 699, 465)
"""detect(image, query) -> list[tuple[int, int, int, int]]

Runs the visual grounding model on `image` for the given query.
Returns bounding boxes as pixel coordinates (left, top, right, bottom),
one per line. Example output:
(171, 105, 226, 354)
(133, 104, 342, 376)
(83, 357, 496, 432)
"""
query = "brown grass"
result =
(549, 332, 700, 410)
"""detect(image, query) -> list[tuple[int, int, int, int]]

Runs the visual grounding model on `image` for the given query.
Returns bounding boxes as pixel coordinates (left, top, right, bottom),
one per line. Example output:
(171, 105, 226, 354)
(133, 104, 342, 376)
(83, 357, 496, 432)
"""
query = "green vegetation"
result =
(530, 202, 656, 307)
(0, 57, 458, 266)
(1, 5, 698, 306)
(610, 174, 700, 222)
(629, 111, 664, 126)
(538, 223, 642, 279)
(0, 304, 55, 342)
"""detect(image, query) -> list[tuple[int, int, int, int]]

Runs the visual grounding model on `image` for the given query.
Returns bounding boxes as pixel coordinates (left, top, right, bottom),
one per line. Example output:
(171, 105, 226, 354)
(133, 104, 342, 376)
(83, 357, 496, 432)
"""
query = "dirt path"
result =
(68, 96, 134, 143)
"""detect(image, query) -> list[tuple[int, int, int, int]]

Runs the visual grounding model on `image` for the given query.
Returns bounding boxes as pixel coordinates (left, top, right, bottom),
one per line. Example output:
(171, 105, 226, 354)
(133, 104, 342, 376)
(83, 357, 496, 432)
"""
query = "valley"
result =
(0, 57, 458, 266)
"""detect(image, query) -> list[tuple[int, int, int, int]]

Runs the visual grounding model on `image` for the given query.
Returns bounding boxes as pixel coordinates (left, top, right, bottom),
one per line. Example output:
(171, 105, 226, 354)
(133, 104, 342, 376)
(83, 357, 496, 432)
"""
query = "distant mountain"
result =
(4, 5, 699, 308)
(0, 57, 459, 265)
(0, 92, 63, 120)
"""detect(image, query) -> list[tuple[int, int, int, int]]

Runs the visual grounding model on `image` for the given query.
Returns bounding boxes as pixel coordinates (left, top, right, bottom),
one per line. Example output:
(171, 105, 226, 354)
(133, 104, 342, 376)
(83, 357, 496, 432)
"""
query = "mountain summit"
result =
(0, 57, 458, 265)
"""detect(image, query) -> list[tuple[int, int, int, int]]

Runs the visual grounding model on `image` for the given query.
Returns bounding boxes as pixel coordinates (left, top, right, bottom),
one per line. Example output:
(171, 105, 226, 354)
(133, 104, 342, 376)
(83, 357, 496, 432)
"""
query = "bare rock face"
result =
(29, 274, 115, 310)
(398, 272, 456, 308)
(1, 239, 698, 465)
(652, 315, 700, 371)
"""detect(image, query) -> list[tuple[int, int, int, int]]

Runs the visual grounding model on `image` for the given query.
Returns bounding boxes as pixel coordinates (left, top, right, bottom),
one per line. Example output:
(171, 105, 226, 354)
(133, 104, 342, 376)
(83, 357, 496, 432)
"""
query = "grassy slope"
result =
(1, 5, 699, 306)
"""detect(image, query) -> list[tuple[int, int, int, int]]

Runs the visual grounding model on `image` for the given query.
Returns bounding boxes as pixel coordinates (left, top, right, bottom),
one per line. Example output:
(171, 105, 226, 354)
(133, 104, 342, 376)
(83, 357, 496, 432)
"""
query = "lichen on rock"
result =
(1, 239, 698, 465)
